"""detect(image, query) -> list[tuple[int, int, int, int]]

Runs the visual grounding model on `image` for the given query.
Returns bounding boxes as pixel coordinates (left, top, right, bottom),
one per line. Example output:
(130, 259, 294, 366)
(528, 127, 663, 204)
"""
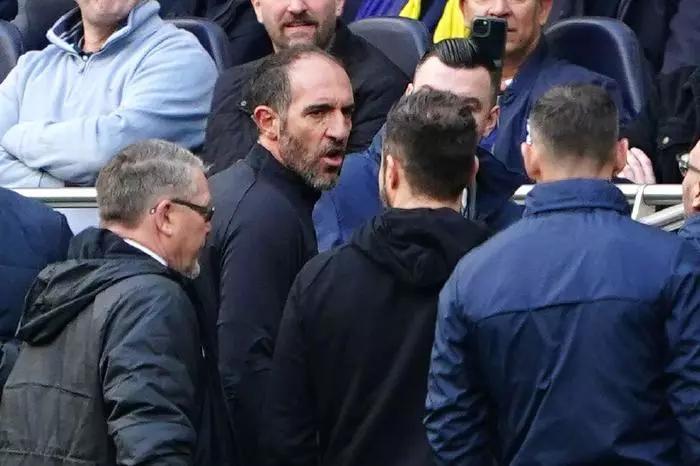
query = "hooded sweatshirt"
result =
(263, 208, 489, 466)
(0, 228, 216, 466)
(0, 0, 217, 187)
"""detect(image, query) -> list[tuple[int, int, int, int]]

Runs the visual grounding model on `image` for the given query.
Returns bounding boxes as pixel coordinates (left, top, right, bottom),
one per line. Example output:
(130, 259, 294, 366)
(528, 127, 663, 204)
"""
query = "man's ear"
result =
(253, 105, 280, 142)
(335, 0, 346, 16)
(538, 0, 554, 26)
(691, 181, 700, 212)
(522, 141, 541, 182)
(613, 138, 629, 177)
(484, 104, 499, 136)
(470, 154, 480, 183)
(152, 199, 175, 237)
(405, 83, 414, 96)
(251, 0, 264, 23)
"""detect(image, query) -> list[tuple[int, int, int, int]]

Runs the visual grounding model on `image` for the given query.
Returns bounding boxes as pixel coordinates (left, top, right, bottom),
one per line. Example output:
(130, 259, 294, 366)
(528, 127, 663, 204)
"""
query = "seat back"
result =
(545, 17, 646, 116)
(12, 0, 73, 51)
(168, 17, 232, 71)
(348, 17, 429, 77)
(0, 19, 22, 82)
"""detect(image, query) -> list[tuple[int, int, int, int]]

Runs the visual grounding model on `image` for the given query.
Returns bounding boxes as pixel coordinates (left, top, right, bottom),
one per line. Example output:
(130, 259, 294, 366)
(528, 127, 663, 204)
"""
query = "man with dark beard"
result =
(263, 89, 490, 466)
(195, 44, 354, 466)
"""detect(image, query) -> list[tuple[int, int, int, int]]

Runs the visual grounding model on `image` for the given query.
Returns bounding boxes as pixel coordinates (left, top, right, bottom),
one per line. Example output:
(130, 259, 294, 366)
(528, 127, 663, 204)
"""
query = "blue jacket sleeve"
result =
(662, 0, 700, 74)
(425, 272, 496, 466)
(664, 242, 700, 464)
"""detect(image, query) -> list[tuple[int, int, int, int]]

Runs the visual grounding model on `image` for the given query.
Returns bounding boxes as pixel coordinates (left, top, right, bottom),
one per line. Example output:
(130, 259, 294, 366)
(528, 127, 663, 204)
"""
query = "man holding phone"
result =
(462, 0, 634, 185)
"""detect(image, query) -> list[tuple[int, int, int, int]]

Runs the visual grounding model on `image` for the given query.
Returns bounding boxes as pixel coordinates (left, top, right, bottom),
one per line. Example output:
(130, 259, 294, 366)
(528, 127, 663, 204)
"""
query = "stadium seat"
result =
(0, 20, 22, 82)
(349, 17, 429, 77)
(545, 17, 647, 116)
(168, 18, 232, 71)
(12, 0, 73, 51)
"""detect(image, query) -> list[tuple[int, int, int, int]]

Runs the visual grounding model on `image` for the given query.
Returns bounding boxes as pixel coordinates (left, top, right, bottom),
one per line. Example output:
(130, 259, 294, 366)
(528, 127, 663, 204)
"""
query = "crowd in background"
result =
(0, 0, 699, 465)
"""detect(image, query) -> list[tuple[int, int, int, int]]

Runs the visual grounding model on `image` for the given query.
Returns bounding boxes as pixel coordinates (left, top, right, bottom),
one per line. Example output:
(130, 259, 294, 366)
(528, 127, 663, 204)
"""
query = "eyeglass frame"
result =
(676, 152, 700, 178)
(149, 198, 215, 222)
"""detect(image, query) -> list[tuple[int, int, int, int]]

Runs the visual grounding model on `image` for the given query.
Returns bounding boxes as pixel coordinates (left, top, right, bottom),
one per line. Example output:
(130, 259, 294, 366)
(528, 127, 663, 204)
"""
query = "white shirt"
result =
(123, 238, 167, 267)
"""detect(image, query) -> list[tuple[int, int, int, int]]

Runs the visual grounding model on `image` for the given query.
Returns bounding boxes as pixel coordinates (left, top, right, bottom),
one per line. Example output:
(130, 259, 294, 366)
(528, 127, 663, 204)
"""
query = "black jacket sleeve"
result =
(100, 276, 200, 466)
(203, 66, 258, 175)
(263, 273, 319, 466)
(216, 201, 307, 464)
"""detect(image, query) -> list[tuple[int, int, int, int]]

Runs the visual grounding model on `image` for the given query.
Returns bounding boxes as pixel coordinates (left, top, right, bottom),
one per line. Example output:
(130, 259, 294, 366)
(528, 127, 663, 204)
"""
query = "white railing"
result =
(14, 184, 688, 232)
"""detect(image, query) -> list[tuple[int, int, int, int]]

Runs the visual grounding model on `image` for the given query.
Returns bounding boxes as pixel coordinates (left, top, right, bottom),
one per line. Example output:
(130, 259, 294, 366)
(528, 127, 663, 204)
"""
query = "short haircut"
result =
(528, 84, 619, 165)
(417, 38, 499, 104)
(245, 44, 344, 116)
(96, 140, 205, 227)
(382, 88, 478, 200)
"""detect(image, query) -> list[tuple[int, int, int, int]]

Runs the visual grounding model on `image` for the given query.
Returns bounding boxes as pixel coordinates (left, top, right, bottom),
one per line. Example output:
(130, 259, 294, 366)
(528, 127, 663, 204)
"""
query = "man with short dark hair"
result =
(202, 0, 409, 174)
(0, 139, 220, 465)
(314, 38, 523, 251)
(264, 89, 489, 466)
(196, 44, 354, 466)
(426, 84, 700, 465)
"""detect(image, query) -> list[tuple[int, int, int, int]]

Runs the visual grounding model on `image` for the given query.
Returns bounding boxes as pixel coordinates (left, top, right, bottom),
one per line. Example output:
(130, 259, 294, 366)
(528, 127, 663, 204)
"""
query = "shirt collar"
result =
(123, 239, 168, 267)
(524, 178, 630, 217)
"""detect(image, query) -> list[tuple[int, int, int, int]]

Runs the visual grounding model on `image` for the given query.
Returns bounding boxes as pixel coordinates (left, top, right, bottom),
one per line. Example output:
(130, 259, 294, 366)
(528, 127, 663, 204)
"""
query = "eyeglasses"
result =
(171, 198, 215, 222)
(676, 153, 700, 177)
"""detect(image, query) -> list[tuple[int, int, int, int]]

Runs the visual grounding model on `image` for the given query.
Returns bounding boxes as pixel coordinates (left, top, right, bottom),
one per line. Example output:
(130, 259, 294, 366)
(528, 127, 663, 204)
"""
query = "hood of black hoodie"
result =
(17, 228, 178, 346)
(351, 208, 490, 288)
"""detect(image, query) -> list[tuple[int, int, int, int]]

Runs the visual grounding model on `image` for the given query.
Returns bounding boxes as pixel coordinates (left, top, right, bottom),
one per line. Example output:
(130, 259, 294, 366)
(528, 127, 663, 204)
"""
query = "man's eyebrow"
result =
(462, 96, 483, 110)
(302, 103, 334, 114)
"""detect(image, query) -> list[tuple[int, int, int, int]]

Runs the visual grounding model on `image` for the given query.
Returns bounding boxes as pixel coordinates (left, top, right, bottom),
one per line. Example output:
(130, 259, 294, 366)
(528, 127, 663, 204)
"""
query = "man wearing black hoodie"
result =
(263, 89, 490, 466)
(0, 140, 232, 465)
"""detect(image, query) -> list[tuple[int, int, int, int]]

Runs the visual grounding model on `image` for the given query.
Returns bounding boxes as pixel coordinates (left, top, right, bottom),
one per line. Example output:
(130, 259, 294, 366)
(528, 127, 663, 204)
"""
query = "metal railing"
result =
(14, 184, 688, 232)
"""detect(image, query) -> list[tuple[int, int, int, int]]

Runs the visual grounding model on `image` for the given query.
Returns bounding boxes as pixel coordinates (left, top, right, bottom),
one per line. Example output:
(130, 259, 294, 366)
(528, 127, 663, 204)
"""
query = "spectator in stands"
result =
(0, 0, 217, 188)
(0, 187, 72, 387)
(679, 140, 700, 249)
(462, 0, 632, 185)
(203, 0, 409, 175)
(426, 84, 700, 465)
(264, 89, 490, 466)
(195, 45, 354, 466)
(0, 140, 224, 465)
(314, 38, 523, 252)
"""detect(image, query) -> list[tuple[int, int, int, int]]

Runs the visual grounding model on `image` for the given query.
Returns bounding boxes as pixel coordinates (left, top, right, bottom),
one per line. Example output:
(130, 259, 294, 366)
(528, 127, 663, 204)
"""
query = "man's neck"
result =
(81, 20, 120, 53)
(258, 138, 287, 167)
(105, 224, 168, 265)
(391, 196, 461, 212)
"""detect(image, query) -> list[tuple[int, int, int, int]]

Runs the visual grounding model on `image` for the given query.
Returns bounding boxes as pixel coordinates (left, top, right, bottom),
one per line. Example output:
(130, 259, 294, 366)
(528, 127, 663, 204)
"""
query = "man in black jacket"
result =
(196, 45, 354, 466)
(202, 0, 409, 175)
(0, 140, 227, 465)
(263, 89, 490, 466)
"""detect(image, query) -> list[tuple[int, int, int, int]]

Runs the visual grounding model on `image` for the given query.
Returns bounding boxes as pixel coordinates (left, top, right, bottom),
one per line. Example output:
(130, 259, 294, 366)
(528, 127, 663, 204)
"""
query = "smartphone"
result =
(470, 16, 507, 71)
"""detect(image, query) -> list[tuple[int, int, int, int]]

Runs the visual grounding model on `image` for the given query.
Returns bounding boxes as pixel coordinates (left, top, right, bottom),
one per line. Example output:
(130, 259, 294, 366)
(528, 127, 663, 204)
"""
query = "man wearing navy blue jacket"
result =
(314, 39, 524, 251)
(0, 187, 72, 384)
(426, 84, 700, 465)
(463, 0, 634, 184)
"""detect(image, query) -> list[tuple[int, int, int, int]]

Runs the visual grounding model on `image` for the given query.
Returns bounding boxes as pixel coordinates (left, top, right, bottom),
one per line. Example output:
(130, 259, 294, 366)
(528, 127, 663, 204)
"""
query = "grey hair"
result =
(96, 139, 206, 227)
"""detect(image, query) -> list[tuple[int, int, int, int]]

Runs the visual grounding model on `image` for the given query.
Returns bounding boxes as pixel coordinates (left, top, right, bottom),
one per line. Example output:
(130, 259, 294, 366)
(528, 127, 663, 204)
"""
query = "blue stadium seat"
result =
(168, 17, 232, 71)
(0, 19, 22, 82)
(545, 17, 647, 116)
(349, 17, 429, 77)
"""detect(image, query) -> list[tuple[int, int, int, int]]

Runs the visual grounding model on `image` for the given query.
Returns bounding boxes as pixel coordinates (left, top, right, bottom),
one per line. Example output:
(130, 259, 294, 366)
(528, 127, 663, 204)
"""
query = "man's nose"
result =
(325, 111, 352, 142)
(287, 0, 308, 15)
(486, 0, 512, 17)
